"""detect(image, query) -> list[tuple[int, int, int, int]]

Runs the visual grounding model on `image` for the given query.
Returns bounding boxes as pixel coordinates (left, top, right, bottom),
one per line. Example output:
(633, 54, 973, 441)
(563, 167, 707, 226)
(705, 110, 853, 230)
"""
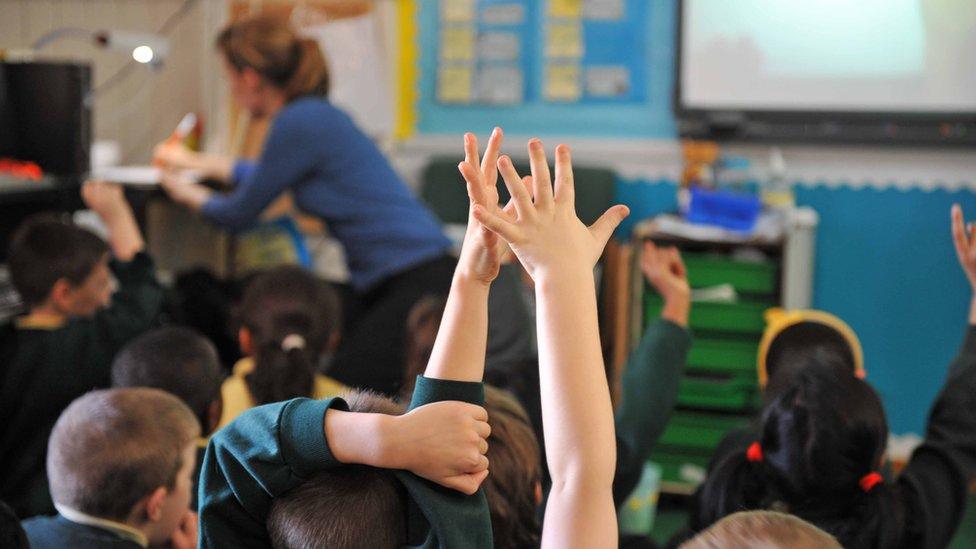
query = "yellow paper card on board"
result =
(544, 63, 581, 102)
(548, 0, 582, 19)
(438, 65, 474, 103)
(546, 23, 583, 58)
(441, 0, 475, 23)
(440, 26, 476, 61)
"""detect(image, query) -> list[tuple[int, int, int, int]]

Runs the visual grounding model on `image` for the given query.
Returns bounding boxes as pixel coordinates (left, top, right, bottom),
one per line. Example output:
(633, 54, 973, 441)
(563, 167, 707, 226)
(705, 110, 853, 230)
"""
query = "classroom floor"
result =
(649, 495, 976, 547)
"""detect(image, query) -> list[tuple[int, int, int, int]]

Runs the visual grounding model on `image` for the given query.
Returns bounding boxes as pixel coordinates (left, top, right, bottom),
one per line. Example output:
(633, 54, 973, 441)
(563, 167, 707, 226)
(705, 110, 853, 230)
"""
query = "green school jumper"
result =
(198, 375, 493, 549)
(0, 253, 164, 518)
(613, 319, 692, 506)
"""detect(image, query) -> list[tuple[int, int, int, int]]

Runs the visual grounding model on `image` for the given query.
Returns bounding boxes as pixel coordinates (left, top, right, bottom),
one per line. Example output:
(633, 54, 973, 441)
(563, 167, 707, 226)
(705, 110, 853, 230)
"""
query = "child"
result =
(682, 204, 976, 549)
(196, 129, 521, 548)
(471, 135, 630, 547)
(20, 388, 199, 549)
(0, 181, 164, 518)
(216, 265, 346, 428)
(681, 511, 841, 549)
(111, 326, 224, 510)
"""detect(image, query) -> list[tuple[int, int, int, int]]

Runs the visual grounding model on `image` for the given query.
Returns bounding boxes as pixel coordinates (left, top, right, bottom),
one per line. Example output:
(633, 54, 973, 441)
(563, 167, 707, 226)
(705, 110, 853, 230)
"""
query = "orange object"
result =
(0, 158, 43, 180)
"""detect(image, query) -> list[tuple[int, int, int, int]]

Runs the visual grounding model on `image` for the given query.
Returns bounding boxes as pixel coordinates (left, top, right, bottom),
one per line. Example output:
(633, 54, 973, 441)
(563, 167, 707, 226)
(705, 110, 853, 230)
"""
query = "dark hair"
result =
(47, 388, 199, 521)
(239, 266, 340, 406)
(216, 14, 329, 100)
(401, 295, 447, 398)
(112, 326, 223, 434)
(0, 500, 28, 549)
(764, 322, 857, 401)
(267, 390, 406, 549)
(693, 354, 903, 548)
(483, 386, 542, 549)
(7, 214, 109, 307)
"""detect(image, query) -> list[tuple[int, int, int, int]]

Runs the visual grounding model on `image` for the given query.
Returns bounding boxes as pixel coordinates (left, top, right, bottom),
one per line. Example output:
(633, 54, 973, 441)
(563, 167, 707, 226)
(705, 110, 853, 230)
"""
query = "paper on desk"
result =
(90, 166, 202, 187)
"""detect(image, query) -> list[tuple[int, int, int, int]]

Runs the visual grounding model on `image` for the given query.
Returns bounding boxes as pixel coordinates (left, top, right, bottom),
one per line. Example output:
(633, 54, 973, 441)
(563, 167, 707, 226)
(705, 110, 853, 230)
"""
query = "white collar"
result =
(55, 504, 149, 547)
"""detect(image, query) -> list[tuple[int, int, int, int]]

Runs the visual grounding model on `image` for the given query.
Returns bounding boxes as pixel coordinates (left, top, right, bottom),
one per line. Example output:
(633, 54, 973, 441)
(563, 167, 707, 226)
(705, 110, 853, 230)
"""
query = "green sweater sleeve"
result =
(198, 397, 349, 549)
(398, 376, 493, 549)
(612, 319, 692, 507)
(89, 252, 164, 351)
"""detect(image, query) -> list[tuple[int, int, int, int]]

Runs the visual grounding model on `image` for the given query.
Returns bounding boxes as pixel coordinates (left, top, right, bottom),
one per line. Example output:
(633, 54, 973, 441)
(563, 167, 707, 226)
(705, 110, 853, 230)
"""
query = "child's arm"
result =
(613, 242, 692, 506)
(893, 204, 976, 548)
(199, 397, 490, 548)
(478, 140, 629, 548)
(81, 181, 144, 262)
(423, 127, 511, 384)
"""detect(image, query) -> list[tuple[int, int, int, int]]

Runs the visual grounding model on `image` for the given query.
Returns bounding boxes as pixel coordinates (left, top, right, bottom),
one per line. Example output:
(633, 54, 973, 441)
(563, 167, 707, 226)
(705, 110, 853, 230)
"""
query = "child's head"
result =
(112, 326, 224, 435)
(238, 266, 340, 405)
(758, 309, 864, 399)
(681, 511, 841, 549)
(47, 388, 200, 545)
(482, 385, 543, 549)
(267, 391, 406, 549)
(7, 215, 111, 316)
(695, 354, 901, 548)
(401, 295, 448, 398)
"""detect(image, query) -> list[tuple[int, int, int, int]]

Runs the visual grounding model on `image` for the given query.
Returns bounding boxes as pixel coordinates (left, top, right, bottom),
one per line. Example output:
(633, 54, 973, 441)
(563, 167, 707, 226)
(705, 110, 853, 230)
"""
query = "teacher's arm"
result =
(160, 113, 319, 232)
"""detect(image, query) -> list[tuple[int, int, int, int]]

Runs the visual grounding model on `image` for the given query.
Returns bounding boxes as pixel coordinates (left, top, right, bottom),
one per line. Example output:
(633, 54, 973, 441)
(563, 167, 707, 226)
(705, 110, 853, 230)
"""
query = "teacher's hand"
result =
(153, 141, 198, 171)
(160, 169, 212, 211)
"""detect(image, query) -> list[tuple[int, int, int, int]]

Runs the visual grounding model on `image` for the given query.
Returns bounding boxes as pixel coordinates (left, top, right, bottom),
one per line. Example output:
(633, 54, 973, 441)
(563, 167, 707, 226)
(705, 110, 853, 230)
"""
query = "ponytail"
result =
(238, 266, 340, 405)
(217, 14, 330, 101)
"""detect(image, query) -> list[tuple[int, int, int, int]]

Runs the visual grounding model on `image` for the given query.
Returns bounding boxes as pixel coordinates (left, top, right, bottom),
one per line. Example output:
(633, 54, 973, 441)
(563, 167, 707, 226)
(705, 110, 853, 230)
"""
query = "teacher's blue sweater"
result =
(202, 97, 451, 291)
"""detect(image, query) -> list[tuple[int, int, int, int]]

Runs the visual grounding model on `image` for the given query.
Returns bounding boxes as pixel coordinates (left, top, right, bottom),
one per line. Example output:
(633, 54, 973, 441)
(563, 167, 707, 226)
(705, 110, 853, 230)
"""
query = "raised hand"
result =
(952, 204, 976, 290)
(167, 510, 198, 549)
(642, 241, 691, 327)
(456, 127, 521, 285)
(473, 139, 629, 282)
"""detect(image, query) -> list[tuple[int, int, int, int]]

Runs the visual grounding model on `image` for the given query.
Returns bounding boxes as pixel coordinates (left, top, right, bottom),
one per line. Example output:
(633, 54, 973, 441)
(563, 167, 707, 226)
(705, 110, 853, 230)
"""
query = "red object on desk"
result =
(0, 158, 43, 181)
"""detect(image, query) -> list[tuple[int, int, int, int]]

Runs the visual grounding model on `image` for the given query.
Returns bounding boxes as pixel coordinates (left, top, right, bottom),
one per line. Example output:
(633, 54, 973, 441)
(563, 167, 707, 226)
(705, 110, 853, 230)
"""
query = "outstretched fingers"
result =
(553, 144, 575, 205)
(527, 139, 554, 210)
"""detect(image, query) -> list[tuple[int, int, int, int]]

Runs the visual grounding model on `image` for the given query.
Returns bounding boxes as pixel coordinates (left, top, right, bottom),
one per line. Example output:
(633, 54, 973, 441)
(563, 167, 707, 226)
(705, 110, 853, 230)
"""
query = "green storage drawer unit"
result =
(677, 372, 759, 411)
(645, 296, 770, 335)
(686, 337, 760, 376)
(682, 254, 779, 295)
(657, 411, 751, 454)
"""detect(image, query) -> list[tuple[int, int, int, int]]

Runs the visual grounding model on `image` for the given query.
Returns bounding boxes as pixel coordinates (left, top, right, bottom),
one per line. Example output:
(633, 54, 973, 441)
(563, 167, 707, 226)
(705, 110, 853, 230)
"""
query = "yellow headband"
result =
(757, 308, 865, 388)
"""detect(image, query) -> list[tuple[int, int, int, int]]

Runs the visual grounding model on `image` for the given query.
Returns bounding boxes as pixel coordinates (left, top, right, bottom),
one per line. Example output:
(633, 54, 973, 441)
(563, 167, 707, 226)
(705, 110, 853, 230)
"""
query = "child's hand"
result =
(387, 401, 491, 495)
(642, 241, 690, 326)
(166, 510, 198, 549)
(475, 139, 629, 282)
(81, 181, 131, 224)
(952, 204, 976, 290)
(456, 128, 521, 286)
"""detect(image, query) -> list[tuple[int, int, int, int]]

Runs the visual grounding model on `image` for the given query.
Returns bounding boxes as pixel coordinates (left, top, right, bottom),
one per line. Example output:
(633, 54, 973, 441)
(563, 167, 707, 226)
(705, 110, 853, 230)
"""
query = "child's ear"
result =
(207, 397, 223, 434)
(239, 327, 253, 355)
(144, 487, 169, 522)
(48, 279, 76, 312)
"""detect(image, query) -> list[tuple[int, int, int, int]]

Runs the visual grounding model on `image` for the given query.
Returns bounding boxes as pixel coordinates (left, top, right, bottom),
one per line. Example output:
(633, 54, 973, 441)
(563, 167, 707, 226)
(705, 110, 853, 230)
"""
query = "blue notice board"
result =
(419, 0, 678, 137)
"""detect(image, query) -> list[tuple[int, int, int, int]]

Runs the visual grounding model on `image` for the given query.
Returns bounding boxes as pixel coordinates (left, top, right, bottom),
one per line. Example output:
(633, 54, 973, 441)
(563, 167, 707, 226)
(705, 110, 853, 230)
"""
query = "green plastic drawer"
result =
(677, 372, 759, 411)
(682, 253, 779, 295)
(645, 296, 769, 334)
(657, 411, 750, 453)
(687, 337, 759, 375)
(649, 451, 712, 492)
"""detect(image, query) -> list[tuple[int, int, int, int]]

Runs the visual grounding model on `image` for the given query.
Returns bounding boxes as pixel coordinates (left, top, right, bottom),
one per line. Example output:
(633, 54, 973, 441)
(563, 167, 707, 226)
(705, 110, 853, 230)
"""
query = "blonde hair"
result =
(681, 511, 842, 549)
(216, 14, 329, 100)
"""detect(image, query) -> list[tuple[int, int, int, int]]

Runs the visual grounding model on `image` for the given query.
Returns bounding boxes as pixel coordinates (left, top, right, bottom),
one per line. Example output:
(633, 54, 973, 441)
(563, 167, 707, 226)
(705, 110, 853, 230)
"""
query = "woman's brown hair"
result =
(216, 14, 329, 100)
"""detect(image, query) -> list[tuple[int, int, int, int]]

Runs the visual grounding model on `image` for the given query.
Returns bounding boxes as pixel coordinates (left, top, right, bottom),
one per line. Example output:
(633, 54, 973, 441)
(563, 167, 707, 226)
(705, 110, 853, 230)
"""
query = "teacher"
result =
(156, 14, 460, 397)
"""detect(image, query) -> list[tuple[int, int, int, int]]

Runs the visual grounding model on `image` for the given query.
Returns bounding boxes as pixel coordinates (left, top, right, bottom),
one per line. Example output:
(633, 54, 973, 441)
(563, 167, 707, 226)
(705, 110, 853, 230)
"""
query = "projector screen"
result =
(680, 0, 976, 113)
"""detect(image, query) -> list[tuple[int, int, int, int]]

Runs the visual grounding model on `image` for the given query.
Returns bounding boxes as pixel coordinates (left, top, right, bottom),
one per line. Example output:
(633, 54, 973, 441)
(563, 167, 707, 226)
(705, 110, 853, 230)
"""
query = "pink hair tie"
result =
(746, 442, 764, 463)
